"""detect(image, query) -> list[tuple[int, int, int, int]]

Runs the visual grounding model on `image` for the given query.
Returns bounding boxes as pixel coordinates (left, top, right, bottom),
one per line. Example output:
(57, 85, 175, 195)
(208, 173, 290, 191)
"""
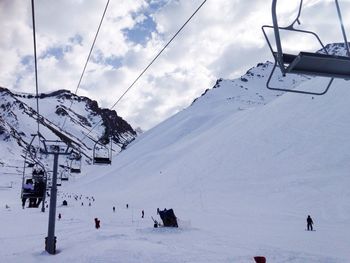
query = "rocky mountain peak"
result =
(0, 87, 137, 165)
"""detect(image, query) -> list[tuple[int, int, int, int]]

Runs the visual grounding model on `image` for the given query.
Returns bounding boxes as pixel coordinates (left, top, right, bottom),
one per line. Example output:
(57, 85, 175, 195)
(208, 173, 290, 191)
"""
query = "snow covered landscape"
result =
(1, 0, 350, 261)
(1, 48, 350, 262)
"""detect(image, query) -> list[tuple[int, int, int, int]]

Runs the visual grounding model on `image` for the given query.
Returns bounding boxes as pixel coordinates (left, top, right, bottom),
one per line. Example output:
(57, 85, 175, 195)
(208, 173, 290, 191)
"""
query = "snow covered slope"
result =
(1, 45, 350, 262)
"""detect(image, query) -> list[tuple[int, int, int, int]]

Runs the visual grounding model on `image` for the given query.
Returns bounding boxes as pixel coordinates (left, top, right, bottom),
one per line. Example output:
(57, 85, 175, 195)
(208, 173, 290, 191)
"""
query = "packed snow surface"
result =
(1, 71, 350, 262)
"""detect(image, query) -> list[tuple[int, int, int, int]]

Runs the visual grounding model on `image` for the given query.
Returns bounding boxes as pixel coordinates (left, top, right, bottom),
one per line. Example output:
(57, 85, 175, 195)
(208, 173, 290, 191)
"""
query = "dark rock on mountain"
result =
(0, 87, 137, 164)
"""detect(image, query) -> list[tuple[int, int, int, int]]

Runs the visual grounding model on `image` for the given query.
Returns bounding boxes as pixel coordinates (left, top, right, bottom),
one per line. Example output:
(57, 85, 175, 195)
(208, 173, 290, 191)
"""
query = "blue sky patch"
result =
(40, 45, 73, 60)
(105, 55, 123, 69)
(123, 14, 157, 45)
(69, 34, 83, 45)
(148, 0, 170, 13)
(90, 50, 123, 69)
(21, 55, 33, 66)
(123, 0, 170, 45)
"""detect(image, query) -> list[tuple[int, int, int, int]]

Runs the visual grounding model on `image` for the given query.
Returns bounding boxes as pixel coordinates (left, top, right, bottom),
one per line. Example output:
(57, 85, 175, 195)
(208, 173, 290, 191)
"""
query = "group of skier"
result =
(22, 189, 316, 232)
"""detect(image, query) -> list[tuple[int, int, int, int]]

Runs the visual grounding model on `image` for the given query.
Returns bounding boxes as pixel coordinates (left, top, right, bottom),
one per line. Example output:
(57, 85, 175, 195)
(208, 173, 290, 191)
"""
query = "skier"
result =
(126, 204, 129, 209)
(94, 218, 101, 229)
(22, 179, 34, 208)
(307, 215, 314, 231)
(58, 213, 61, 220)
(34, 180, 46, 207)
(113, 206, 115, 212)
(142, 210, 144, 218)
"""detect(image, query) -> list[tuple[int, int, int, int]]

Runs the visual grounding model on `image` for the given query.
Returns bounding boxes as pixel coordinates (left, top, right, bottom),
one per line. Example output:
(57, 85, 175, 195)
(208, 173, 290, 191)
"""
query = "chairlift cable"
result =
(109, 0, 207, 111)
(61, 0, 110, 129)
(31, 0, 41, 145)
(335, 0, 350, 57)
(82, 0, 208, 141)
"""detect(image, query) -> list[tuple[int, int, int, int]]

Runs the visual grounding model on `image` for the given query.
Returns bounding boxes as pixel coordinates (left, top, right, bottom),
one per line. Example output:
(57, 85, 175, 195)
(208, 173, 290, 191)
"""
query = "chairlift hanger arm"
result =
(286, 0, 303, 29)
(271, 0, 284, 71)
(271, 0, 305, 70)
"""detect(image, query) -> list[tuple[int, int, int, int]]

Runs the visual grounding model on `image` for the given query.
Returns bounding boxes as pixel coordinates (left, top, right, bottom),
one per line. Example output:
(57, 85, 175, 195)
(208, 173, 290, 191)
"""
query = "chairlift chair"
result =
(70, 154, 82, 173)
(93, 139, 112, 165)
(21, 165, 47, 208)
(56, 176, 62, 187)
(70, 160, 81, 173)
(61, 169, 69, 181)
(262, 0, 350, 95)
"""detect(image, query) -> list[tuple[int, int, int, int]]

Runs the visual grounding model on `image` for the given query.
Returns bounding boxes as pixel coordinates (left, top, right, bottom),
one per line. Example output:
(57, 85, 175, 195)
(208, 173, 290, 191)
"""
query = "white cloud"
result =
(1, 0, 350, 130)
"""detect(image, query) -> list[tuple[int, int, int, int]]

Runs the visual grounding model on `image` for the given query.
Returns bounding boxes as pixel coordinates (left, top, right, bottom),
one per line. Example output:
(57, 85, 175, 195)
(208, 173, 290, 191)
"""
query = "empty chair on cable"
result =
(61, 170, 69, 181)
(70, 159, 81, 173)
(262, 0, 350, 95)
(93, 142, 112, 165)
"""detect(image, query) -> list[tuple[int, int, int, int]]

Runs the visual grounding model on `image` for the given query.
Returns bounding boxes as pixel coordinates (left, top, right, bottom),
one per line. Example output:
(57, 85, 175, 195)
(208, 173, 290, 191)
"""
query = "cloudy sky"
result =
(0, 0, 349, 130)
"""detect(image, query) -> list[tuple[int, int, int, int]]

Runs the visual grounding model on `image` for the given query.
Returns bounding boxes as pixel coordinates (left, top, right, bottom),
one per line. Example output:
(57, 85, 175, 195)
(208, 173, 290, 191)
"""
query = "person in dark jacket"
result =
(22, 179, 34, 208)
(34, 180, 46, 207)
(94, 218, 100, 229)
(307, 215, 314, 231)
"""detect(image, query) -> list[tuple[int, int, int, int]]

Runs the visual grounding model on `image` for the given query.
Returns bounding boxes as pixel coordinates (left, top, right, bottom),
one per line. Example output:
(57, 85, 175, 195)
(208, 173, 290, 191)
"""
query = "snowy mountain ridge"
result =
(0, 87, 136, 167)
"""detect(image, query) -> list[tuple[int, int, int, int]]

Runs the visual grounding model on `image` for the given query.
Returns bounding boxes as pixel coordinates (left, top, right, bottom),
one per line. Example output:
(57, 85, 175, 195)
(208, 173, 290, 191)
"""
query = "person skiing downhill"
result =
(307, 215, 314, 231)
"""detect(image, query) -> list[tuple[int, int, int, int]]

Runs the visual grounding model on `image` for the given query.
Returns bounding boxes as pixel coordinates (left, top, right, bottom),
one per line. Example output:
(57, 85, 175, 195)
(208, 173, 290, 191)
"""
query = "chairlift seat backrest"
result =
(71, 168, 81, 173)
(278, 53, 297, 65)
(94, 157, 111, 164)
(281, 52, 350, 79)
